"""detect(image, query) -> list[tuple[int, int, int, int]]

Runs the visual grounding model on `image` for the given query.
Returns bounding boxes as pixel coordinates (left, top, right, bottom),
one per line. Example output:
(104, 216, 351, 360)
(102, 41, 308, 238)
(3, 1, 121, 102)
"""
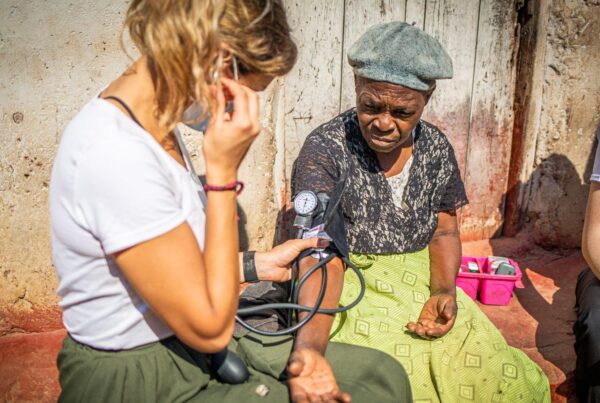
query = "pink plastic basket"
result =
(457, 256, 524, 305)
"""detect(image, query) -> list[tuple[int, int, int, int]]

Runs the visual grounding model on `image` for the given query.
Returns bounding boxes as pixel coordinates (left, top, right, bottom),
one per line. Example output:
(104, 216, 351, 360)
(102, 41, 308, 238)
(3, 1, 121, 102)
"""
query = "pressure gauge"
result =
(293, 191, 318, 216)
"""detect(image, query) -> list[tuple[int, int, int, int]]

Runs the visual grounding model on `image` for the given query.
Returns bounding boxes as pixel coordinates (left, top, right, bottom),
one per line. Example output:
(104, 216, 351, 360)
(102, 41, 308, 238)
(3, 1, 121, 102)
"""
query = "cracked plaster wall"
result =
(0, 1, 280, 333)
(524, 0, 600, 248)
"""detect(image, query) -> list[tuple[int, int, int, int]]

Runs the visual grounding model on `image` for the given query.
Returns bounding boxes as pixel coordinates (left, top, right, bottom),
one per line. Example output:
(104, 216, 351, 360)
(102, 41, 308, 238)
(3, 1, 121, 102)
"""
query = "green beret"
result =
(348, 21, 453, 91)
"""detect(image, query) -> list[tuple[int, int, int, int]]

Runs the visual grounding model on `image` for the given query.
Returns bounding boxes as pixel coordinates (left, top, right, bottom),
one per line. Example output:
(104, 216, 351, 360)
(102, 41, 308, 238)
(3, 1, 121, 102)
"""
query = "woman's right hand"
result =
(203, 77, 261, 183)
(287, 348, 351, 402)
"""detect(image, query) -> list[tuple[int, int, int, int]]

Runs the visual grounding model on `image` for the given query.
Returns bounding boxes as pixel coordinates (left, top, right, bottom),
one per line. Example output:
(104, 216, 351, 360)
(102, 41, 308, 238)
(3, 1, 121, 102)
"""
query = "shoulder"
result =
(303, 109, 357, 149)
(54, 99, 167, 193)
(63, 99, 160, 167)
(416, 120, 457, 159)
(418, 120, 452, 147)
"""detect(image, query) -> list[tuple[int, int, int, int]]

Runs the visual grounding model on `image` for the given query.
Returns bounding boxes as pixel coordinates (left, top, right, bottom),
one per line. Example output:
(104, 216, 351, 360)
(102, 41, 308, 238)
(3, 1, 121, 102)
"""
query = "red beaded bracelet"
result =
(203, 181, 244, 195)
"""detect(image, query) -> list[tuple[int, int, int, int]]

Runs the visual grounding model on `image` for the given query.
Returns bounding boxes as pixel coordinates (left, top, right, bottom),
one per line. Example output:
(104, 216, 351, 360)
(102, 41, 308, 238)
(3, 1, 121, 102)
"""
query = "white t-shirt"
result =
(591, 127, 600, 183)
(50, 96, 207, 350)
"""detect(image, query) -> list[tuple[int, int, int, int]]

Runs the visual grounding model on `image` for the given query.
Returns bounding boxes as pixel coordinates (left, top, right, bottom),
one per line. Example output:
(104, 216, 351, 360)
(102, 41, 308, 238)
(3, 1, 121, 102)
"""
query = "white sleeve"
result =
(74, 138, 186, 255)
(592, 129, 600, 182)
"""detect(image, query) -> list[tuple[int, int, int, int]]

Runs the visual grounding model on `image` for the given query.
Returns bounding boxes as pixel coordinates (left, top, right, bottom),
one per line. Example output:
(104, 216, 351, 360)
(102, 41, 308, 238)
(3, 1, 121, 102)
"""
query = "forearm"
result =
(293, 256, 345, 355)
(202, 170, 240, 329)
(428, 218, 460, 295)
(238, 252, 246, 283)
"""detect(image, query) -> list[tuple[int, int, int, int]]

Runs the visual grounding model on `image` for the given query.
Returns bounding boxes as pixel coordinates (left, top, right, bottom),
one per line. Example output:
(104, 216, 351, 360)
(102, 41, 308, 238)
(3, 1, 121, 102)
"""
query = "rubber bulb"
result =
(211, 349, 250, 384)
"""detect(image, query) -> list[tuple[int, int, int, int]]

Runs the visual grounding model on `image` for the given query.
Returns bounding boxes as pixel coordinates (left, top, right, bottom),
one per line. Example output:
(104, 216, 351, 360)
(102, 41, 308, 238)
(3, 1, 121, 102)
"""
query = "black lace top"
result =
(291, 108, 468, 254)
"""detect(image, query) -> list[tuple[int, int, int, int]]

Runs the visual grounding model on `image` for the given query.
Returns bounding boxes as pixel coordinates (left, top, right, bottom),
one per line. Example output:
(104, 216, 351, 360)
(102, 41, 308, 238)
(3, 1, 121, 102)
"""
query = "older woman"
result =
(291, 22, 550, 402)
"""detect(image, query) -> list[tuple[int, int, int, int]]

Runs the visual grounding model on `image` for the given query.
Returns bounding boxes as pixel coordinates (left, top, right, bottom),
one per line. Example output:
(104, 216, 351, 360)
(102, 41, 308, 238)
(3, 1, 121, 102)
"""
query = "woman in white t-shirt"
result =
(50, 1, 411, 402)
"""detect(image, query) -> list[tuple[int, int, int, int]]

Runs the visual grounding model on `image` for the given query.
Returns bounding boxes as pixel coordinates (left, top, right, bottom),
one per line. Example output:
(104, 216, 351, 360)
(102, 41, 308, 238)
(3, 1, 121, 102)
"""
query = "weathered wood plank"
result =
(418, 0, 480, 233)
(461, 0, 518, 240)
(268, 0, 346, 241)
(420, 0, 480, 175)
(279, 0, 346, 181)
(340, 0, 407, 111)
(405, 0, 426, 29)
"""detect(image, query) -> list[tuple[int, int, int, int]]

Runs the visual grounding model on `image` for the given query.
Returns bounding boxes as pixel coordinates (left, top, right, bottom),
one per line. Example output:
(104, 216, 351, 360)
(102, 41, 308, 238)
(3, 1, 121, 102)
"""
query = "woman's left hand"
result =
(406, 292, 457, 339)
(254, 238, 330, 282)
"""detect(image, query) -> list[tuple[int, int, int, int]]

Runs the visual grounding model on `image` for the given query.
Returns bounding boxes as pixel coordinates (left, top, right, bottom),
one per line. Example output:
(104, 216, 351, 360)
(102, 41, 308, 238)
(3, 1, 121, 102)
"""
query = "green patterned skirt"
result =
(330, 248, 550, 403)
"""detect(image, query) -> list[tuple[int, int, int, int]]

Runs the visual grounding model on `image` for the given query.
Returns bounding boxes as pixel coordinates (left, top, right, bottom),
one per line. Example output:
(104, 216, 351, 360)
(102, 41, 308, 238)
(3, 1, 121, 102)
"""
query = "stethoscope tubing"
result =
(235, 253, 366, 336)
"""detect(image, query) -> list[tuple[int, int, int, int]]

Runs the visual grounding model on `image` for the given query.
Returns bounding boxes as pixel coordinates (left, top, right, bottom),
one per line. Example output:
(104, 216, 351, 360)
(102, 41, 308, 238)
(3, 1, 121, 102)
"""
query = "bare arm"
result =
(115, 78, 259, 353)
(239, 238, 329, 283)
(429, 210, 460, 296)
(115, 196, 239, 353)
(407, 210, 459, 338)
(583, 182, 600, 278)
(293, 256, 345, 354)
(287, 255, 351, 402)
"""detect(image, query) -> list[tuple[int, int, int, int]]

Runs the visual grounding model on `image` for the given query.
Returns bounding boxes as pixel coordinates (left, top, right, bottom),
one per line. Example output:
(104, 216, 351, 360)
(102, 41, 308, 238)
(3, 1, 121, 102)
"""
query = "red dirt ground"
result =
(0, 235, 583, 402)
(463, 235, 582, 402)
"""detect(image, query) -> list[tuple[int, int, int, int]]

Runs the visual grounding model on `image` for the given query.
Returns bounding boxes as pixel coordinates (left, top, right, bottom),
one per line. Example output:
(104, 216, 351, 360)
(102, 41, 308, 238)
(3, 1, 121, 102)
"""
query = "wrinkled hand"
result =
(287, 348, 351, 403)
(254, 238, 329, 282)
(406, 292, 457, 339)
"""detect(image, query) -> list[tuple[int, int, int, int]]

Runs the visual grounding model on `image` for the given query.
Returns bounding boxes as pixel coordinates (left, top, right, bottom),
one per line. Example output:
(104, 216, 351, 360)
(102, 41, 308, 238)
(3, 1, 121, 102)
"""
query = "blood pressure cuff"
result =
(312, 172, 349, 258)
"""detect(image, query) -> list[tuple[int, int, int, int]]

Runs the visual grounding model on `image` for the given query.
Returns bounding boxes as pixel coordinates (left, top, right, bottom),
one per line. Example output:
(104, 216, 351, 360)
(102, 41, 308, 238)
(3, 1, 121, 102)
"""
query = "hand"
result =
(254, 238, 329, 282)
(203, 77, 261, 183)
(406, 292, 457, 339)
(287, 348, 351, 403)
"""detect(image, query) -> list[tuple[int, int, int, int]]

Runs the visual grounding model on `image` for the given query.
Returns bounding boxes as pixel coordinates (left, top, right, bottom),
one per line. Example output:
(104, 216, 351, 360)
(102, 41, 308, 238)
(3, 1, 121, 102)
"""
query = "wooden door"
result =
(269, 0, 518, 242)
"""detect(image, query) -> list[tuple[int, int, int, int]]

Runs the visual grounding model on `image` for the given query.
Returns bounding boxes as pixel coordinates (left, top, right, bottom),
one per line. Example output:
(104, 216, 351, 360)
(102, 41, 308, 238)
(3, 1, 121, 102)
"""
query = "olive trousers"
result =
(57, 332, 412, 402)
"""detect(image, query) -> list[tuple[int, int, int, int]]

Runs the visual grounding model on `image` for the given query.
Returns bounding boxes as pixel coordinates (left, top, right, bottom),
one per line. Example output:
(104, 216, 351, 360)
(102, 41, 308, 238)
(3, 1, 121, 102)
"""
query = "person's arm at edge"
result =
(582, 182, 600, 278)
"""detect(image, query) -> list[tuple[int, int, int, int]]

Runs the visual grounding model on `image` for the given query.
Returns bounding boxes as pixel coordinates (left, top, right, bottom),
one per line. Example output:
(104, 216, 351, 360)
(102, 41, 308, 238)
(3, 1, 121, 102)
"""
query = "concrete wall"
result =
(0, 0, 282, 333)
(1, 0, 599, 331)
(506, 0, 600, 248)
(1, 1, 132, 331)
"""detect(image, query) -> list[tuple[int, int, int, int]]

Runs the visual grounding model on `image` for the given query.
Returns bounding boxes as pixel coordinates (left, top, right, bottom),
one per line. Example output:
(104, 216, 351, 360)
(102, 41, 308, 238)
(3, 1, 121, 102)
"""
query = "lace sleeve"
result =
(291, 132, 341, 197)
(436, 142, 469, 212)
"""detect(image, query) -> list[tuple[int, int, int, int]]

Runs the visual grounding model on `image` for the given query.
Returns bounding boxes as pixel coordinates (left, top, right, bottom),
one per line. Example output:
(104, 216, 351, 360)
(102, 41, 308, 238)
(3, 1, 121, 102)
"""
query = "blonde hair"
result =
(124, 0, 297, 129)
(220, 0, 297, 77)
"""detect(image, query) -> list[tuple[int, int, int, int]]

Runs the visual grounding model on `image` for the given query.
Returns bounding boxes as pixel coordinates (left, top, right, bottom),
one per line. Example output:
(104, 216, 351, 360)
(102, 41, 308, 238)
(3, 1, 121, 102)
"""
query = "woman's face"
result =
(355, 76, 429, 154)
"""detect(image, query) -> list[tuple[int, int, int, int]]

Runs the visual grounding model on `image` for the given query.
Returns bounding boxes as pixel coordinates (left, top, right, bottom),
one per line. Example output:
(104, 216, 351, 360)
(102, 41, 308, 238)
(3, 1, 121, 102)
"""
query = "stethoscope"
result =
(210, 188, 366, 385)
(235, 189, 366, 337)
(175, 120, 366, 385)
(174, 129, 365, 338)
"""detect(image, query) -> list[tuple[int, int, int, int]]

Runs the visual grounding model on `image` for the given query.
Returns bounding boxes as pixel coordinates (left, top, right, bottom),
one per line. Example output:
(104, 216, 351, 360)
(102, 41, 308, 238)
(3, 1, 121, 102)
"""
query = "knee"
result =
(575, 269, 600, 329)
(374, 351, 412, 402)
(573, 280, 600, 369)
(367, 349, 412, 394)
(575, 308, 600, 342)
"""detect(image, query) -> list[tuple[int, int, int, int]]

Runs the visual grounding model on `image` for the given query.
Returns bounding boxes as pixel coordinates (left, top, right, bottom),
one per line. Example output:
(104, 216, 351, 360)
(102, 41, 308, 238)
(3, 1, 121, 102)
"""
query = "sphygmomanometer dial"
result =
(294, 191, 318, 216)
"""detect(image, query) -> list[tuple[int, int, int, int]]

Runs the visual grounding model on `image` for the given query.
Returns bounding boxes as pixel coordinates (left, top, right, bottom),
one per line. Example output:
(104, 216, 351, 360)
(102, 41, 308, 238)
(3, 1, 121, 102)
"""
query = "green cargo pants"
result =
(57, 333, 412, 402)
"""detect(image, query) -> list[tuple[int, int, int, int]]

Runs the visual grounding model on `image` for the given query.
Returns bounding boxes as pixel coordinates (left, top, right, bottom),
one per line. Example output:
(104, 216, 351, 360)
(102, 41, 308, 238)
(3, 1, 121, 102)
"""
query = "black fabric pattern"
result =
(291, 108, 468, 254)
